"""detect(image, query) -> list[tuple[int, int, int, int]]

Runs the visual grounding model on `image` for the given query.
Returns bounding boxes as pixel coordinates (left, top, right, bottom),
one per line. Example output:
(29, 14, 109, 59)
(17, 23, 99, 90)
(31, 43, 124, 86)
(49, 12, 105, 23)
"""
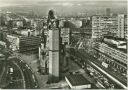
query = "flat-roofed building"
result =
(98, 42, 127, 64)
(117, 14, 127, 39)
(92, 15, 117, 39)
(65, 74, 91, 89)
(93, 37, 127, 84)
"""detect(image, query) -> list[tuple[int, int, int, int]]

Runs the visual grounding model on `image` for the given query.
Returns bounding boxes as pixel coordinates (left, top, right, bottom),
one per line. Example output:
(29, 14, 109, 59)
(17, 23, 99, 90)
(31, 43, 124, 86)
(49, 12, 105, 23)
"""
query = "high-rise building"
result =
(124, 15, 127, 39)
(92, 15, 102, 39)
(117, 14, 127, 38)
(91, 15, 117, 39)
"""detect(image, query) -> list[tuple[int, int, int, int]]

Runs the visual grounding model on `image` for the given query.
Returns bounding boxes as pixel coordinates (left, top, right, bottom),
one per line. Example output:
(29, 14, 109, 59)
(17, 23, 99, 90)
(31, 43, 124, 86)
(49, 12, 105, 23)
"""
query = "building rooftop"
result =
(102, 36, 127, 53)
(65, 74, 91, 88)
(102, 42, 127, 53)
(103, 42, 127, 54)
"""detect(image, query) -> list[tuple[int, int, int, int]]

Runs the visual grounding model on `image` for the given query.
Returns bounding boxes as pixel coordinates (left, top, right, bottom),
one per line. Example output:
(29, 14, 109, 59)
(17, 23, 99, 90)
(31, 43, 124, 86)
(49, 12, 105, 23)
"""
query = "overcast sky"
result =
(0, 0, 127, 5)
(0, 0, 126, 16)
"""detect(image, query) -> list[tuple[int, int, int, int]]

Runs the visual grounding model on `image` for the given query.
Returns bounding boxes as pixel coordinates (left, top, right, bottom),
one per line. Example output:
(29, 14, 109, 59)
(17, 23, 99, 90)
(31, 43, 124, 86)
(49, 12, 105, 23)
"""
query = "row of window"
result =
(99, 43, 127, 64)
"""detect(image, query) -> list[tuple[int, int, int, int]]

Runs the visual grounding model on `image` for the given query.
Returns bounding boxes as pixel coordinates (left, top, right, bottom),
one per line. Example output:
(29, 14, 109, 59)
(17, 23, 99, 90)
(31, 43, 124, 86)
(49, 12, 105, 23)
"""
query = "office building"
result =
(92, 15, 117, 39)
(61, 28, 70, 45)
(117, 14, 127, 39)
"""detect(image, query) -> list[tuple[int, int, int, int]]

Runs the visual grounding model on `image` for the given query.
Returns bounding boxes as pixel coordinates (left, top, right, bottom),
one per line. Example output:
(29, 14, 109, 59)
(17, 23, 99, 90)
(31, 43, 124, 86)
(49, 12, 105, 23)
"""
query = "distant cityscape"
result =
(0, 0, 127, 89)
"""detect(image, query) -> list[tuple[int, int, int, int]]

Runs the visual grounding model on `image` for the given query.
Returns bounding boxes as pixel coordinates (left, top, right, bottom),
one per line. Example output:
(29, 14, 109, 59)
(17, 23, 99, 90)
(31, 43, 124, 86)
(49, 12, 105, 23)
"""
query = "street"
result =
(69, 48, 126, 89)
(0, 57, 39, 89)
(0, 60, 24, 89)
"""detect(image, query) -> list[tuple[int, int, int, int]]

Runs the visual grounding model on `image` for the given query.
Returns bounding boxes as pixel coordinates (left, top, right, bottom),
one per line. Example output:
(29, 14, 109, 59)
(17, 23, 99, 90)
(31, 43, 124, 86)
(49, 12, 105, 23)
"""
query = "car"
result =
(122, 73, 127, 77)
(112, 68, 117, 72)
(9, 67, 13, 75)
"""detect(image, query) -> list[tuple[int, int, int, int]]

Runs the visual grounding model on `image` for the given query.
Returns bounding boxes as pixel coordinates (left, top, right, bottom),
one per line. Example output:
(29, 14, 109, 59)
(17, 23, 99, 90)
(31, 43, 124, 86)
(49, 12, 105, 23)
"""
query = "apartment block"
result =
(92, 15, 118, 38)
(117, 14, 127, 39)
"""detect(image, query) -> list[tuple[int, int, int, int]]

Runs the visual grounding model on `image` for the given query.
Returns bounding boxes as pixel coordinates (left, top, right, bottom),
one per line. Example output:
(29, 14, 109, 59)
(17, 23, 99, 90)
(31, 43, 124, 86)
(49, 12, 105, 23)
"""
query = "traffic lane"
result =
(0, 60, 24, 89)
(5, 61, 24, 89)
(74, 49, 127, 86)
(11, 58, 39, 89)
(87, 55, 127, 86)
(82, 50, 126, 86)
(23, 65, 39, 89)
(88, 61, 125, 89)
(70, 53, 123, 89)
(69, 49, 126, 88)
(16, 61, 39, 89)
(14, 59, 39, 89)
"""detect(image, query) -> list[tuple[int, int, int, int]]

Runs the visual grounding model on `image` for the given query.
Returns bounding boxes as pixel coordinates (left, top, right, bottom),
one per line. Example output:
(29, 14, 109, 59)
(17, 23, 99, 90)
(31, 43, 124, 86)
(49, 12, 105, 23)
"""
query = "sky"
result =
(0, 0, 127, 16)
(0, 0, 127, 5)
(0, 0, 126, 7)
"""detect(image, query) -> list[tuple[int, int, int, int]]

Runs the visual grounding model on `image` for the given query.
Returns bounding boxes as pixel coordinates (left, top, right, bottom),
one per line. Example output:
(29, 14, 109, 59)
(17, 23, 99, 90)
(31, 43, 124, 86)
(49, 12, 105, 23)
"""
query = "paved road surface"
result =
(12, 58, 39, 89)
(0, 57, 39, 89)
(69, 48, 126, 89)
(0, 60, 25, 89)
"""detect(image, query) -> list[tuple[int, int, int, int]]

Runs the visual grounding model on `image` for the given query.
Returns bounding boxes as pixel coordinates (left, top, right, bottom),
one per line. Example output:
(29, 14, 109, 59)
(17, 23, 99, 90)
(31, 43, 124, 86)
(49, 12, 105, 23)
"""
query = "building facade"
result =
(93, 40, 127, 80)
(98, 42, 127, 64)
(61, 28, 70, 44)
(92, 15, 117, 39)
(117, 14, 127, 39)
(117, 14, 125, 38)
